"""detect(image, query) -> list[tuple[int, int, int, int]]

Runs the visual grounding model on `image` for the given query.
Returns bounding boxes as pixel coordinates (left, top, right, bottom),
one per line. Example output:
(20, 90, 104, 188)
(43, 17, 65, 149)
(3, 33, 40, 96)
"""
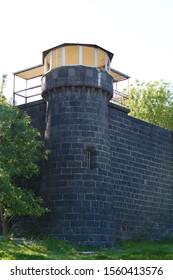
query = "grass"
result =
(0, 236, 173, 260)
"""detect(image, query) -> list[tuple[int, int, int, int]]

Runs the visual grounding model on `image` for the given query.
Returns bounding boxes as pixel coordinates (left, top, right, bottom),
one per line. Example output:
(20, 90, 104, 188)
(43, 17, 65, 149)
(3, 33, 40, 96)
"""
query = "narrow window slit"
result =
(86, 146, 96, 169)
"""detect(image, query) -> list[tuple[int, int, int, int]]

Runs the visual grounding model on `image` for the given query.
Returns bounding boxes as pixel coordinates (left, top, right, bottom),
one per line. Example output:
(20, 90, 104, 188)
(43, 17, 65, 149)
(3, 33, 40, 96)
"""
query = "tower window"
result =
(86, 146, 96, 169)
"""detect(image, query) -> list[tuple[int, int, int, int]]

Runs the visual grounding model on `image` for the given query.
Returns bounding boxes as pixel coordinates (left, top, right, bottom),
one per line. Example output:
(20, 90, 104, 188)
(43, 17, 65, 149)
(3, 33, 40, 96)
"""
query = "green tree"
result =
(0, 74, 7, 103)
(0, 75, 49, 238)
(127, 80, 173, 130)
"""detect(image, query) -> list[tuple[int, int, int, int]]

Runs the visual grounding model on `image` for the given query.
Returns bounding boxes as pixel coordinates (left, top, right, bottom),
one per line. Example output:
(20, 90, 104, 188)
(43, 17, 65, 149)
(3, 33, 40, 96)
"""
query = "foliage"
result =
(127, 80, 173, 130)
(0, 74, 7, 100)
(0, 102, 47, 178)
(0, 75, 49, 238)
(0, 169, 47, 218)
(0, 237, 173, 260)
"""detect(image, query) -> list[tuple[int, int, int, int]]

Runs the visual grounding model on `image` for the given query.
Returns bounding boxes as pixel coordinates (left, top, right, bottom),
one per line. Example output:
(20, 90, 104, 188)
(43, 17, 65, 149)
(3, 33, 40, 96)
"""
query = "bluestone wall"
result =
(109, 102, 173, 241)
(18, 71, 173, 247)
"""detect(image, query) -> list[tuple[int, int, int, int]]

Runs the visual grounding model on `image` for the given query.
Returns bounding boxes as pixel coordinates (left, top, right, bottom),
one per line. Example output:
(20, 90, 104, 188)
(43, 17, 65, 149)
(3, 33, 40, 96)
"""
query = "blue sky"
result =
(1, 0, 173, 98)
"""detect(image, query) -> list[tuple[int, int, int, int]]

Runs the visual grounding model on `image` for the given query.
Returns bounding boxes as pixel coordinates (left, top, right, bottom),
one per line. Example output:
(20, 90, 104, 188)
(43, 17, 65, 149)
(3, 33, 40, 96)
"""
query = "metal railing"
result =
(13, 85, 129, 107)
(111, 90, 129, 107)
(13, 85, 42, 105)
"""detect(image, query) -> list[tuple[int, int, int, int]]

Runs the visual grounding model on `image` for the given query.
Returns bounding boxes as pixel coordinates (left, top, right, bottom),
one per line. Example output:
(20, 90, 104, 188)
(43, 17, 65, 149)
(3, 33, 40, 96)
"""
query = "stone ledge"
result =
(108, 101, 130, 114)
(18, 99, 45, 109)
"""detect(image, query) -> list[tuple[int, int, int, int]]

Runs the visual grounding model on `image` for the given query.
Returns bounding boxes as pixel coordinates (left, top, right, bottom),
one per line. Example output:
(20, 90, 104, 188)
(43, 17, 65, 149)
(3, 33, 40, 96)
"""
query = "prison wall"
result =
(18, 96, 173, 246)
(109, 102, 173, 241)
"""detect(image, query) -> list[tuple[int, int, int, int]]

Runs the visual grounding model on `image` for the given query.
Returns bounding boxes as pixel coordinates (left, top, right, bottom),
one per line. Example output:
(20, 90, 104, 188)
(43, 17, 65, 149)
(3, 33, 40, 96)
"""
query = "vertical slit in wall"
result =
(86, 146, 96, 169)
(87, 149, 91, 169)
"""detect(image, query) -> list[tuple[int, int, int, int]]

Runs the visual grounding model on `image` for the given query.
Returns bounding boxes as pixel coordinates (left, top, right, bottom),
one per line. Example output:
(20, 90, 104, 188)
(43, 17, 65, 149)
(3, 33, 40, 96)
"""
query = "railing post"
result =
(13, 75, 15, 106)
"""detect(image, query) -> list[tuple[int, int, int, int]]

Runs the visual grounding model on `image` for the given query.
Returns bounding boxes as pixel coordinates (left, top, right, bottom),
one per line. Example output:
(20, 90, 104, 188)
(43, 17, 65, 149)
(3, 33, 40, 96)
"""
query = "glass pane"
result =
(107, 57, 110, 71)
(45, 53, 50, 72)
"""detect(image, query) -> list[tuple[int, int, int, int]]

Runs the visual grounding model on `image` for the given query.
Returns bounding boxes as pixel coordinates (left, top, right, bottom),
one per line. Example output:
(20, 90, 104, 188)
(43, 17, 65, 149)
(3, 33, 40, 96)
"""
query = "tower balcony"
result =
(13, 43, 130, 106)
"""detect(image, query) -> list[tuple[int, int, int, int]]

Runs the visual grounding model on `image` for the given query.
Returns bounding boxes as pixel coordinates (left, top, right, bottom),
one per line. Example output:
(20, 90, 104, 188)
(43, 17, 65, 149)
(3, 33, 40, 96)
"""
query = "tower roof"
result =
(110, 68, 130, 82)
(13, 64, 44, 80)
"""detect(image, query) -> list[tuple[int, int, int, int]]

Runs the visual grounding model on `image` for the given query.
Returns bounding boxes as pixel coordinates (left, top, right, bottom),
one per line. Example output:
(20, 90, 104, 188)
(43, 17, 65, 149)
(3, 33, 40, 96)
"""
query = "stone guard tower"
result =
(13, 43, 130, 247)
(41, 44, 114, 247)
(12, 43, 173, 246)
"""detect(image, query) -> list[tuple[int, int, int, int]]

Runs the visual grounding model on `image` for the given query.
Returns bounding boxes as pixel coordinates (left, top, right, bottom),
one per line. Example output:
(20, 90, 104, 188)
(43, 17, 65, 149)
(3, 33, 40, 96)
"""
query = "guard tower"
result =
(13, 43, 130, 105)
(13, 43, 130, 247)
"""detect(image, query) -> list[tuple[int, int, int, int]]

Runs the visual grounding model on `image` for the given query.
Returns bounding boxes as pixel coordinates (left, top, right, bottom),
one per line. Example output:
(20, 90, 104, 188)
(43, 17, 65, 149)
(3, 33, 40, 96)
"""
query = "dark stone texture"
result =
(40, 66, 114, 247)
(17, 65, 173, 247)
(41, 65, 113, 97)
(108, 102, 173, 241)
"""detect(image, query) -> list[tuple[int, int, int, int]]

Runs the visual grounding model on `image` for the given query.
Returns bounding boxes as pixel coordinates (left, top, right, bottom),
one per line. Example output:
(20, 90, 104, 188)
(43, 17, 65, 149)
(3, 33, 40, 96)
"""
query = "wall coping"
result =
(18, 99, 45, 109)
(108, 101, 130, 114)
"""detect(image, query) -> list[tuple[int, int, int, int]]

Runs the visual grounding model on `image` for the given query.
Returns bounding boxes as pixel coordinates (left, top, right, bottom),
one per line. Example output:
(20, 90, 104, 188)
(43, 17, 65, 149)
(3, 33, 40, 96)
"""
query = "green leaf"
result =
(128, 80, 173, 130)
(0, 75, 49, 237)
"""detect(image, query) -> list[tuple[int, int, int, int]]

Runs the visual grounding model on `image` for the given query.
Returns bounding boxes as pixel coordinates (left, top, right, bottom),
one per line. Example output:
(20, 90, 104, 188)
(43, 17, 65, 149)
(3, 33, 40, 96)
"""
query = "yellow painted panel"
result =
(57, 48, 62, 67)
(65, 46, 79, 65)
(52, 49, 57, 68)
(98, 49, 106, 69)
(83, 47, 95, 66)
